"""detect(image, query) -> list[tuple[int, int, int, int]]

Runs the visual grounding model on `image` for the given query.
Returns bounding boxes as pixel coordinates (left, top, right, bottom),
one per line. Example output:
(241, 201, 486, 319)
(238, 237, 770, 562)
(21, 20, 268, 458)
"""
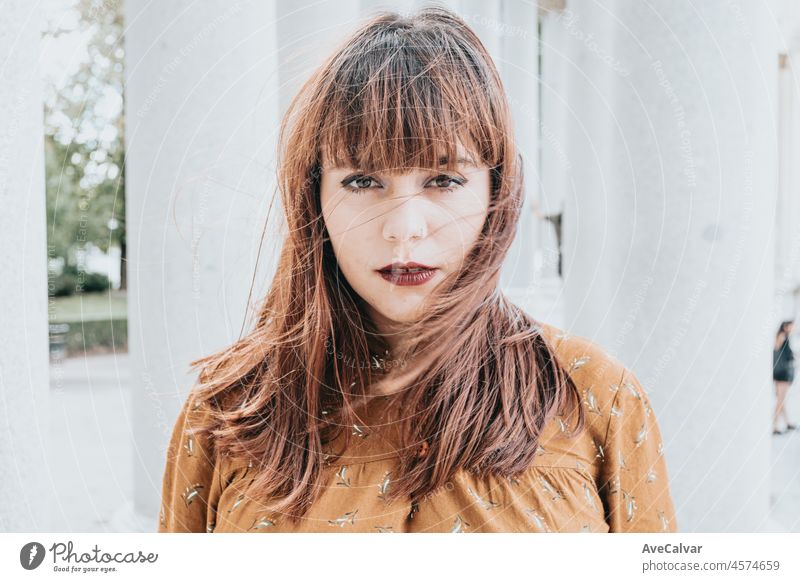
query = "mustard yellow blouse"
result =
(158, 322, 677, 533)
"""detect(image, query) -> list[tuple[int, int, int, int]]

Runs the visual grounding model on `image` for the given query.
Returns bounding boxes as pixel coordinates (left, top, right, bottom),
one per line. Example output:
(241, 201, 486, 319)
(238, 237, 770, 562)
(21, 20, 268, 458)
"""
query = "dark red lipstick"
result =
(376, 261, 438, 286)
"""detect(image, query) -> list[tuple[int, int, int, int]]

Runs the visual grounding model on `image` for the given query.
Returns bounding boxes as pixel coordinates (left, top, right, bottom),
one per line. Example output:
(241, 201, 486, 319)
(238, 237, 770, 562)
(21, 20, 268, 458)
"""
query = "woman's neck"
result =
(364, 307, 445, 396)
(366, 307, 414, 354)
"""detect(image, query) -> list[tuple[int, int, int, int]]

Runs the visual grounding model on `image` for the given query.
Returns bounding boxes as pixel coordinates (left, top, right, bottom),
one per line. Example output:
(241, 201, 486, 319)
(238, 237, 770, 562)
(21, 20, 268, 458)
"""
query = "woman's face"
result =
(320, 146, 491, 329)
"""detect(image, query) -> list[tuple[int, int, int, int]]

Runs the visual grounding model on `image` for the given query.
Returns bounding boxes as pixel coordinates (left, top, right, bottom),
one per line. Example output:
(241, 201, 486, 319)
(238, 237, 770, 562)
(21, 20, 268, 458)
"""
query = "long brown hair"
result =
(188, 7, 584, 522)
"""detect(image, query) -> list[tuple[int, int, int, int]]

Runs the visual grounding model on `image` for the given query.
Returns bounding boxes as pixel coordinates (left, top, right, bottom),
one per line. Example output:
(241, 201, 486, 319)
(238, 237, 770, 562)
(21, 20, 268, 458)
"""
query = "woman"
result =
(773, 320, 797, 435)
(158, 7, 677, 533)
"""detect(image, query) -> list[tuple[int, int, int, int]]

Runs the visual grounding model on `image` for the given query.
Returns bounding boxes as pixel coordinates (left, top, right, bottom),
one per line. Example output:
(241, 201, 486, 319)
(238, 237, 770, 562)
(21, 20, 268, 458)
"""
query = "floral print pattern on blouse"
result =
(157, 322, 677, 533)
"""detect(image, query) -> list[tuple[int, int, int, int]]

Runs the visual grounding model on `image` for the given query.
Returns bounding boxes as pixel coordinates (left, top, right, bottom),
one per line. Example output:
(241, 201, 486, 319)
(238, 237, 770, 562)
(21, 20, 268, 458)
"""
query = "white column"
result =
(497, 1, 540, 304)
(562, 0, 778, 531)
(0, 1, 49, 532)
(459, 0, 503, 63)
(276, 1, 361, 115)
(775, 53, 798, 317)
(789, 52, 800, 317)
(123, 0, 280, 530)
(560, 0, 618, 336)
(774, 0, 800, 317)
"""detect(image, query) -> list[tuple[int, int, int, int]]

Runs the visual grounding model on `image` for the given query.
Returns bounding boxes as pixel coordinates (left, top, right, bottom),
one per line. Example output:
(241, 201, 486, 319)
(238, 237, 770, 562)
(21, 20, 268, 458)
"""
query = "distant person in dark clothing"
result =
(773, 320, 797, 435)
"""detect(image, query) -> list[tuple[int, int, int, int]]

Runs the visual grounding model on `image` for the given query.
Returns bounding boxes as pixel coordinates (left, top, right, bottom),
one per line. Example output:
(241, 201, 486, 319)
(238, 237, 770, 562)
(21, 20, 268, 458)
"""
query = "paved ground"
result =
(769, 399, 800, 532)
(47, 352, 800, 532)
(48, 353, 134, 532)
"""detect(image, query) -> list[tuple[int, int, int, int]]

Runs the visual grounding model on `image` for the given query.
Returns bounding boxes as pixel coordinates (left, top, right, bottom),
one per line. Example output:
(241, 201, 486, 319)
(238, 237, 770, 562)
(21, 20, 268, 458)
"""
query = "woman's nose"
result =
(381, 186, 428, 243)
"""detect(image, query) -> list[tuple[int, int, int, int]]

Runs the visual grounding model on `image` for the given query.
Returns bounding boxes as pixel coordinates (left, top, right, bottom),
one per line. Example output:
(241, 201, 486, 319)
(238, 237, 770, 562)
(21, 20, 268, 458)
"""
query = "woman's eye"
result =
(430, 174, 466, 190)
(341, 174, 379, 191)
(340, 173, 466, 193)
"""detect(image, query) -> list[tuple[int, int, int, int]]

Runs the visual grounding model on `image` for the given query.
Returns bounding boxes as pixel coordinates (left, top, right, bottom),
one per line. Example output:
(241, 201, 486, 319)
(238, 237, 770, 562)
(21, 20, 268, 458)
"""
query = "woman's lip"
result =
(377, 267, 438, 286)
(377, 261, 435, 271)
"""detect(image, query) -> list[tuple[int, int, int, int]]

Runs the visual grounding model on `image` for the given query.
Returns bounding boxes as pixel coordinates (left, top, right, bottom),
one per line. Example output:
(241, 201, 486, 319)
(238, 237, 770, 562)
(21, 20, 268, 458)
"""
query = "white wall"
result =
(561, 0, 779, 532)
(0, 0, 50, 532)
(123, 0, 281, 527)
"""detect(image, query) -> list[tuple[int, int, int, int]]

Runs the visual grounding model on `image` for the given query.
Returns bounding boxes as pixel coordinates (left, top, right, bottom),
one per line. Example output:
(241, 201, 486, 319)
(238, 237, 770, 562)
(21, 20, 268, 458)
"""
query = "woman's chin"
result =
(376, 310, 422, 325)
(369, 302, 426, 326)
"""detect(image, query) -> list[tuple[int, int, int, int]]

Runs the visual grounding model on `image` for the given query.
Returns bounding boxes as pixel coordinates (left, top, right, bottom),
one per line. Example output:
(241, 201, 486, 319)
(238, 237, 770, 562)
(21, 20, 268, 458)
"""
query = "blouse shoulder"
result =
(537, 322, 628, 438)
(158, 390, 232, 533)
(536, 321, 677, 532)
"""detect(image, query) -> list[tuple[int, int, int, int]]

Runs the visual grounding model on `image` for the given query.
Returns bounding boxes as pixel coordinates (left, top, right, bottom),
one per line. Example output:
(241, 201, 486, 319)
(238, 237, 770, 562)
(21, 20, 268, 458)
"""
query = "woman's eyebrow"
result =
(438, 155, 477, 167)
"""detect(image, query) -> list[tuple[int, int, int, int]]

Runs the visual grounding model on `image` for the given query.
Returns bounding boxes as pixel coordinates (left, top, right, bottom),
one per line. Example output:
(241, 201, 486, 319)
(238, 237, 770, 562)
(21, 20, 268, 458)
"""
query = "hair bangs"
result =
(318, 22, 504, 175)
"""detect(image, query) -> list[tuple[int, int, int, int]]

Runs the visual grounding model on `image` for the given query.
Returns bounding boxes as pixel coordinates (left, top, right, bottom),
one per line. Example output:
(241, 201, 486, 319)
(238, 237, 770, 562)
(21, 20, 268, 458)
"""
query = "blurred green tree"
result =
(44, 0, 126, 293)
